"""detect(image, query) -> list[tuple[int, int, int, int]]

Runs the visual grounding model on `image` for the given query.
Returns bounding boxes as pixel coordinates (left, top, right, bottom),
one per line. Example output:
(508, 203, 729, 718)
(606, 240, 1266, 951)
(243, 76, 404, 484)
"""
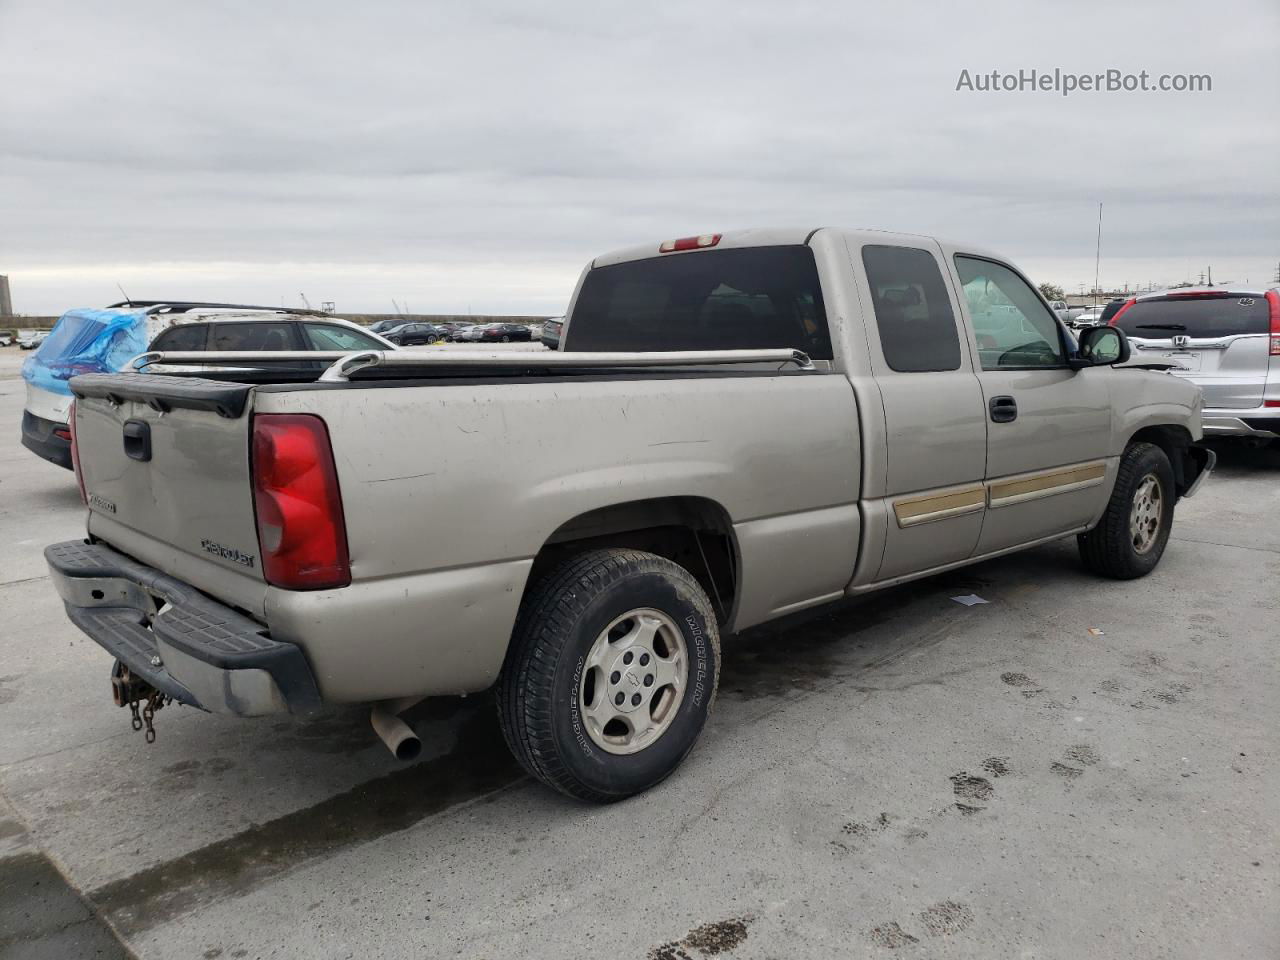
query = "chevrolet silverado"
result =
(46, 228, 1213, 801)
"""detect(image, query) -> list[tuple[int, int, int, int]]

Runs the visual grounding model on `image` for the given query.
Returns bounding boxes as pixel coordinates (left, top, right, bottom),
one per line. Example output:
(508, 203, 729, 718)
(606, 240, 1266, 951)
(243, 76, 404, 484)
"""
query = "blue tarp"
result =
(21, 307, 149, 396)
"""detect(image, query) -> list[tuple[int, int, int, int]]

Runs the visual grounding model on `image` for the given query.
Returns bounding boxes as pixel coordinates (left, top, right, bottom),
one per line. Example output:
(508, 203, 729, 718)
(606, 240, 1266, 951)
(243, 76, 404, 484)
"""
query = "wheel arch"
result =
(1125, 423, 1200, 496)
(530, 496, 741, 627)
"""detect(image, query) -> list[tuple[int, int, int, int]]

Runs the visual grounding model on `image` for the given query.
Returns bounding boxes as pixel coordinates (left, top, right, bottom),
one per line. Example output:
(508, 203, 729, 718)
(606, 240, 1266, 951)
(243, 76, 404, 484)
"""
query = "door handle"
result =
(989, 396, 1018, 423)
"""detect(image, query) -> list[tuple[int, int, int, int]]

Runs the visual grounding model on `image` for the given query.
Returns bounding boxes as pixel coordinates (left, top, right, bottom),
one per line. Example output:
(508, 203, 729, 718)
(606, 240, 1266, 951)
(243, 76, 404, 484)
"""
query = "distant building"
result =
(0, 275, 11, 317)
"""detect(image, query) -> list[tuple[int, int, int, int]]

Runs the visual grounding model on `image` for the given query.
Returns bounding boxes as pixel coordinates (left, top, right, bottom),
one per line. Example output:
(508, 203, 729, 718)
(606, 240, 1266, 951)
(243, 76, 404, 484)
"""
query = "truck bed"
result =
(67, 351, 862, 703)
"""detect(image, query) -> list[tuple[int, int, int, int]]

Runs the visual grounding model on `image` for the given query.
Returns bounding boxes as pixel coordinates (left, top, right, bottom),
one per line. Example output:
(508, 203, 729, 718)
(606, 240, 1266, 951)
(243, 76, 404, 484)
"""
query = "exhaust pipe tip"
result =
(370, 705, 422, 762)
(392, 735, 422, 762)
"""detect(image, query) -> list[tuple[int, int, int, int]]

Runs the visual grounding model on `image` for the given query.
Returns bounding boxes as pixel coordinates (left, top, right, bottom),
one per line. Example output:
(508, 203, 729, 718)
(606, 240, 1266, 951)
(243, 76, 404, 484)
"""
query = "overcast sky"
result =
(2, 0, 1277, 316)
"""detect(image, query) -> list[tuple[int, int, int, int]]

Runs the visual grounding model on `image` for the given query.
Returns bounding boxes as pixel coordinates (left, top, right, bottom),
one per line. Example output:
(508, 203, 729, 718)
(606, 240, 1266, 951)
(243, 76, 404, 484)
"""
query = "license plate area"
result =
(1162, 352, 1201, 372)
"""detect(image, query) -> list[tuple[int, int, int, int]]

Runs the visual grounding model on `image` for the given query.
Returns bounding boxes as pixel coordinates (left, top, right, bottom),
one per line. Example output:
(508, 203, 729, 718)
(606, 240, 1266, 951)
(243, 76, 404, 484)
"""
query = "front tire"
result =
(497, 549, 720, 802)
(1078, 442, 1175, 579)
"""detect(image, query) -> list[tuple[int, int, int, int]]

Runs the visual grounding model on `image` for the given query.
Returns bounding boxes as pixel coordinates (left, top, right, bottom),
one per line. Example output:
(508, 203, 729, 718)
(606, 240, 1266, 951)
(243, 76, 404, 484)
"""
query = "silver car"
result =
(1114, 287, 1280, 440)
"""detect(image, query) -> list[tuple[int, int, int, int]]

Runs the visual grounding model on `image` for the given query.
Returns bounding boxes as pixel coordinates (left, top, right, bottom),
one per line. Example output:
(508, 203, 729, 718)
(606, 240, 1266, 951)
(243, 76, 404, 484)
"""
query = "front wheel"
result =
(497, 549, 720, 802)
(1078, 441, 1175, 579)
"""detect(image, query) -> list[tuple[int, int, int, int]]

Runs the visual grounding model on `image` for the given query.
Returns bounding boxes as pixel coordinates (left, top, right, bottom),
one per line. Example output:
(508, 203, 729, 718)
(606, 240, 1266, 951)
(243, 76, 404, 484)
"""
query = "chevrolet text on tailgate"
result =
(48, 228, 1214, 801)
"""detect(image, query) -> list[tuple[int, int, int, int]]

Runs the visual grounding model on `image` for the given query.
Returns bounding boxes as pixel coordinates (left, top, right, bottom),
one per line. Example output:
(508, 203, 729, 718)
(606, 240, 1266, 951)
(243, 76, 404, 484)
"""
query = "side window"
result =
(954, 257, 1066, 370)
(861, 245, 961, 372)
(209, 322, 296, 351)
(302, 324, 383, 350)
(150, 324, 207, 351)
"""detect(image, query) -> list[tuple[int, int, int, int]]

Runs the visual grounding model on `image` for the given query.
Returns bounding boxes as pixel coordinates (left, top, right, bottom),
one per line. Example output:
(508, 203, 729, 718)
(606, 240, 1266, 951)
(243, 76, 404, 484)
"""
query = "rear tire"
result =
(497, 549, 720, 802)
(1077, 442, 1175, 579)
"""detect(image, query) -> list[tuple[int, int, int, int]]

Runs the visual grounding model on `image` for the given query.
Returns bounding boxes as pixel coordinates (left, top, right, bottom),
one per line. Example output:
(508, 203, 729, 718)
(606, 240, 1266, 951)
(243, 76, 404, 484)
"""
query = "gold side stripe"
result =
(894, 486, 986, 527)
(892, 461, 1108, 528)
(987, 462, 1107, 506)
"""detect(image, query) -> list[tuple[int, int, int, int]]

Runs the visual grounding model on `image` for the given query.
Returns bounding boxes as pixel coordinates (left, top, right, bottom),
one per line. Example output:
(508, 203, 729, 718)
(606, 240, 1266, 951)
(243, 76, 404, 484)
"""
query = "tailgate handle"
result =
(122, 420, 152, 462)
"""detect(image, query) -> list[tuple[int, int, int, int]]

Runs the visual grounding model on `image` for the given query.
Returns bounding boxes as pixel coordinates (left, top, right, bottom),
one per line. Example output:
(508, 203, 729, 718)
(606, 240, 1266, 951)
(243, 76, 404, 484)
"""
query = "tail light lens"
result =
(1267, 290, 1280, 356)
(251, 414, 350, 590)
(68, 400, 87, 504)
(1108, 297, 1136, 326)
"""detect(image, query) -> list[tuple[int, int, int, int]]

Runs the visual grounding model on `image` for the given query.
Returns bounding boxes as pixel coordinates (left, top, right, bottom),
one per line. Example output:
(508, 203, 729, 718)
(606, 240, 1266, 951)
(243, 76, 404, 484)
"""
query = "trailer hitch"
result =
(111, 661, 171, 743)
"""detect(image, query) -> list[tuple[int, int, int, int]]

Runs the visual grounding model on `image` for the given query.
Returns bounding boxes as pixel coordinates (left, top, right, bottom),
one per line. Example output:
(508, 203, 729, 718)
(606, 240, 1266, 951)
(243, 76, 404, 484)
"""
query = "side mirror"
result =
(1072, 325, 1130, 368)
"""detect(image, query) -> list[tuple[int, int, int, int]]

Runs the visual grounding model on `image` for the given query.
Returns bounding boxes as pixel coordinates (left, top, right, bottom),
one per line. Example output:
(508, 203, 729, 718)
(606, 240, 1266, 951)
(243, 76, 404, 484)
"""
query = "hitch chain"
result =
(141, 690, 168, 743)
(113, 664, 171, 744)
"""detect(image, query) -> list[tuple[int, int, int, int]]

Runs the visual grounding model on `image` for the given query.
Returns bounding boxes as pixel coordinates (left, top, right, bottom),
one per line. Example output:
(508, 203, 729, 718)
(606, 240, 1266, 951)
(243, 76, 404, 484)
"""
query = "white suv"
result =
(1113, 287, 1280, 440)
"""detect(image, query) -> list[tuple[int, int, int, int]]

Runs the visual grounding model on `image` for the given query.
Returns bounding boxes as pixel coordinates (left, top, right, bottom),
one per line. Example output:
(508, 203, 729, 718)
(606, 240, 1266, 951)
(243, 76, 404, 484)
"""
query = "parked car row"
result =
(372, 320, 539, 344)
(1060, 298, 1130, 331)
(19, 302, 393, 470)
(18, 300, 560, 471)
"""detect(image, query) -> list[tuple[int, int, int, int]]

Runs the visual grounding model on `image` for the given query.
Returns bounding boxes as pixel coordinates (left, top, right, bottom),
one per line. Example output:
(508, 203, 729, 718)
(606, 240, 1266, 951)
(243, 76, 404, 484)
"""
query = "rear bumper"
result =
(1202, 408, 1280, 439)
(20, 410, 73, 470)
(46, 540, 322, 717)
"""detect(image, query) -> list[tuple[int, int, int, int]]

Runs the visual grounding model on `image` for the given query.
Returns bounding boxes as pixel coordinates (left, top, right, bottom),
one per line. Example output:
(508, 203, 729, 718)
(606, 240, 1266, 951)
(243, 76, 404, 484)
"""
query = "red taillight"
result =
(1264, 400, 1280, 408)
(1108, 297, 1136, 326)
(659, 234, 721, 253)
(251, 414, 350, 590)
(68, 401, 87, 504)
(1266, 290, 1280, 356)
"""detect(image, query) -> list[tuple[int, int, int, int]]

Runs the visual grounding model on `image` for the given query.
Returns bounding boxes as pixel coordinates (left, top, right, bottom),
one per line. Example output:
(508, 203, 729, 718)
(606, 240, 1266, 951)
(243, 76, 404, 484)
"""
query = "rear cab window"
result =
(565, 245, 833, 359)
(1115, 295, 1269, 339)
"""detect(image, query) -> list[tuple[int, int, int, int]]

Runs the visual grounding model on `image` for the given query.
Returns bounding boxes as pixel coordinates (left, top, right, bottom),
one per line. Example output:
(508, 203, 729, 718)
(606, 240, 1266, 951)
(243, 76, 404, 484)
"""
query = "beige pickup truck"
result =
(47, 228, 1213, 801)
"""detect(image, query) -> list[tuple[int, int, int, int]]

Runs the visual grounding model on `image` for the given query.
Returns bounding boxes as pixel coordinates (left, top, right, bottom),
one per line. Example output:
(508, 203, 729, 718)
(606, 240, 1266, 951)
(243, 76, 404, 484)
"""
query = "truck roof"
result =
(590, 227, 1004, 268)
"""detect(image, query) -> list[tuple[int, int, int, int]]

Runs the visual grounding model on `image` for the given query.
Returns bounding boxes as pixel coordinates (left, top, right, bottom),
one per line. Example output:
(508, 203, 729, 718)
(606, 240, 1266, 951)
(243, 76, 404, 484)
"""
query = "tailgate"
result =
(1130, 335, 1269, 408)
(70, 373, 268, 617)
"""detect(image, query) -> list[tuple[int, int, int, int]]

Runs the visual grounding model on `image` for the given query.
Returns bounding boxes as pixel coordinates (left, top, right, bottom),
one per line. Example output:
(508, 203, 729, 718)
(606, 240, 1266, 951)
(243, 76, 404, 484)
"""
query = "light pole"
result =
(1093, 202, 1103, 307)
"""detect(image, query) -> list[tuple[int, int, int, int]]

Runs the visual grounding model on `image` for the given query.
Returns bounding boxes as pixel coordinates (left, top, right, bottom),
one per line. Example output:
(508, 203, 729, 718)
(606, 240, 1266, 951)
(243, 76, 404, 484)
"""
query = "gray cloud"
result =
(2, 0, 1277, 314)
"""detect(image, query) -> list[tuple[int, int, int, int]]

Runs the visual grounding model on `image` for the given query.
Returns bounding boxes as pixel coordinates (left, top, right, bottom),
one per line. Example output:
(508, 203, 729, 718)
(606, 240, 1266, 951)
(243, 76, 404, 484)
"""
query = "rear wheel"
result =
(497, 549, 720, 802)
(1078, 442, 1175, 579)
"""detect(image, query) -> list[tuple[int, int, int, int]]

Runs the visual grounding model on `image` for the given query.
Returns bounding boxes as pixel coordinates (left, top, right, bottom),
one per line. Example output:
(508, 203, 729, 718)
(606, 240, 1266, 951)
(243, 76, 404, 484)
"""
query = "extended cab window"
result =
(955, 257, 1065, 369)
(150, 324, 207, 351)
(209, 322, 296, 351)
(302, 324, 384, 350)
(862, 245, 961, 372)
(566, 245, 833, 359)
